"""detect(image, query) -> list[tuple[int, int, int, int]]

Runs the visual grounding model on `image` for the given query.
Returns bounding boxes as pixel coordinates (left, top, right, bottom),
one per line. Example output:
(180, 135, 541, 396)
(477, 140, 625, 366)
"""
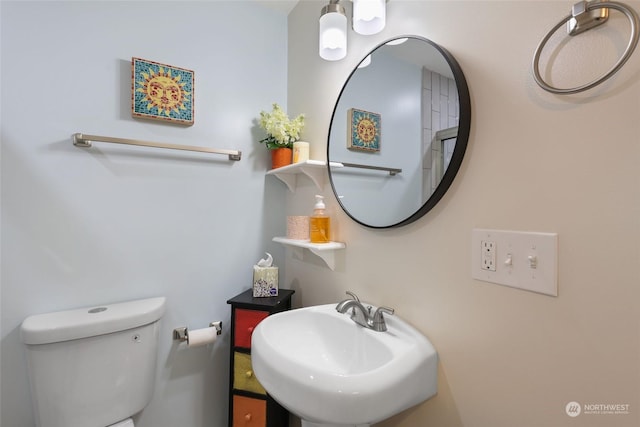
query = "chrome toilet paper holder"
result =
(173, 321, 222, 342)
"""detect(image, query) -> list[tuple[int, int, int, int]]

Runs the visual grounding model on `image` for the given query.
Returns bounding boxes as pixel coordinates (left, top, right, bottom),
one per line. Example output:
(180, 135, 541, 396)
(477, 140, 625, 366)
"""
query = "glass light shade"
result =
(357, 54, 372, 68)
(386, 37, 408, 46)
(319, 12, 347, 61)
(352, 0, 386, 35)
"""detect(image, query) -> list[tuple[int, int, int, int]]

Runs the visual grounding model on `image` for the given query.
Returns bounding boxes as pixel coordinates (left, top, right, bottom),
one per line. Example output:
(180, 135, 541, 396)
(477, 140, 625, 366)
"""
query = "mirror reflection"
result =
(328, 36, 470, 228)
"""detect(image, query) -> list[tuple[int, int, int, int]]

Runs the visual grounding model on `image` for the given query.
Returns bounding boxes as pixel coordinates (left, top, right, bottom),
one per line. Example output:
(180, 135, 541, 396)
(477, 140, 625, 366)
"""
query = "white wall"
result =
(286, 1, 640, 427)
(1, 2, 290, 426)
(422, 67, 458, 197)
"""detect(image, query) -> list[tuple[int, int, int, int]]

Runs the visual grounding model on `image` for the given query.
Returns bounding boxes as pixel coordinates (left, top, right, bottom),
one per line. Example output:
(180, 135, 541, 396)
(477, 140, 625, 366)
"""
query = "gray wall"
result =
(330, 51, 423, 226)
(1, 2, 289, 426)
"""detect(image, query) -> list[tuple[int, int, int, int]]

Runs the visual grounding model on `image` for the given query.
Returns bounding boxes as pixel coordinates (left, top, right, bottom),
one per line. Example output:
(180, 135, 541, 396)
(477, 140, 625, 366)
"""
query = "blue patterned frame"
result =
(348, 108, 381, 152)
(131, 57, 194, 125)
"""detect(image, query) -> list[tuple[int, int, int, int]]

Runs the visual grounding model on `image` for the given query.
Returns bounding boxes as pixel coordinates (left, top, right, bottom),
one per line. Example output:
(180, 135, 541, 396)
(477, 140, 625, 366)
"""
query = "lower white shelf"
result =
(273, 237, 345, 270)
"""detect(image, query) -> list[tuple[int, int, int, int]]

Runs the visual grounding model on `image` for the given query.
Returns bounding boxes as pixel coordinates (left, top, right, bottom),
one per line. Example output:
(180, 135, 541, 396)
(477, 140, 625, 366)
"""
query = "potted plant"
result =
(258, 103, 305, 169)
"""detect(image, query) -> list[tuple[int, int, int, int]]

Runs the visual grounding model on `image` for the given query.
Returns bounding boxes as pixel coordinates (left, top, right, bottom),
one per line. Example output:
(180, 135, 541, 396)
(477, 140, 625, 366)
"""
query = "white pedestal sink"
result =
(251, 304, 438, 427)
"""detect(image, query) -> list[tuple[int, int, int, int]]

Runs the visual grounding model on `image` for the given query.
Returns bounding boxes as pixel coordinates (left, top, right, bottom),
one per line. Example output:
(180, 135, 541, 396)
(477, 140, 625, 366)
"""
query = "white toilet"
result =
(20, 296, 166, 427)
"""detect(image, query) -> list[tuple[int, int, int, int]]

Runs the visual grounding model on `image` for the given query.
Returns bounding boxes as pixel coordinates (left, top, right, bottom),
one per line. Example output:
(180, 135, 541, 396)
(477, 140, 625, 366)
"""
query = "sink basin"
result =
(251, 304, 438, 427)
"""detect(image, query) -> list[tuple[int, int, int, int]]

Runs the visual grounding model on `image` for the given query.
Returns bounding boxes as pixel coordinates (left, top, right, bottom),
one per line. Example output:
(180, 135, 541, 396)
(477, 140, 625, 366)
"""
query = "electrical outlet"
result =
(481, 240, 496, 271)
(472, 228, 558, 296)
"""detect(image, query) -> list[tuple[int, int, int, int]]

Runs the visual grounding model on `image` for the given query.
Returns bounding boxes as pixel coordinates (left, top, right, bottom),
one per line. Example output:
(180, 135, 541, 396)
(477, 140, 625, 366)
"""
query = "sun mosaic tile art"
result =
(348, 108, 381, 152)
(131, 58, 194, 125)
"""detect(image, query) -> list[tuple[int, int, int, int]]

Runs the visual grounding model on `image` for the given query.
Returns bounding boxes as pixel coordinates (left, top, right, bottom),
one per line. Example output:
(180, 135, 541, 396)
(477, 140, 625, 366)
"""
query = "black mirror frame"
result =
(327, 35, 471, 229)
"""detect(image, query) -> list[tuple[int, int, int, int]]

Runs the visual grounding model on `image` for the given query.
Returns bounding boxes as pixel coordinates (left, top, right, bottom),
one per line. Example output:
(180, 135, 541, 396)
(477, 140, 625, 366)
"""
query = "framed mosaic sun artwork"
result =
(348, 108, 381, 152)
(131, 58, 194, 125)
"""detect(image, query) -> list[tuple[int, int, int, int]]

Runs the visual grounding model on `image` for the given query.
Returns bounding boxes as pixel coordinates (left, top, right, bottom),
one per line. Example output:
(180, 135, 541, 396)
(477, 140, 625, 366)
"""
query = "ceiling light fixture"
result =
(385, 37, 408, 46)
(357, 54, 372, 68)
(319, 0, 348, 61)
(352, 0, 386, 35)
(319, 0, 388, 61)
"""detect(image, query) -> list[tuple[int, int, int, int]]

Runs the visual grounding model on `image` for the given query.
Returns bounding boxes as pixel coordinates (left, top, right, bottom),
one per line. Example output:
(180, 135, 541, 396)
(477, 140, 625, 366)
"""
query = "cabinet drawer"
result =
(234, 352, 266, 395)
(232, 395, 266, 427)
(234, 309, 269, 348)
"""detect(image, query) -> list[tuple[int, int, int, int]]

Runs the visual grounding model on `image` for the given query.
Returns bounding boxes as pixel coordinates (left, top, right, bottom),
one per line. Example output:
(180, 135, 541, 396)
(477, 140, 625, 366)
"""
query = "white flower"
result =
(258, 103, 305, 149)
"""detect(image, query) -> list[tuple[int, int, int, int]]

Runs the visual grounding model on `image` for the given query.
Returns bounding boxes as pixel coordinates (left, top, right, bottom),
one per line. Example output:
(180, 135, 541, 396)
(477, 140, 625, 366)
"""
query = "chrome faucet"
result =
(335, 291, 395, 332)
(336, 296, 371, 329)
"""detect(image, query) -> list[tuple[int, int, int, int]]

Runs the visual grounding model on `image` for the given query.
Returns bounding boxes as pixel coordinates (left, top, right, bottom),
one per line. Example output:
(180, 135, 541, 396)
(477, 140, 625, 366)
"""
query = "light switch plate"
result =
(472, 228, 558, 296)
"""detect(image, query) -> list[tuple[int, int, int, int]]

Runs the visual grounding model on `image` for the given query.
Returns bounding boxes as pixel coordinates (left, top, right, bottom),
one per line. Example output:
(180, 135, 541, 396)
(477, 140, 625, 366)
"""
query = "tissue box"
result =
(253, 266, 278, 297)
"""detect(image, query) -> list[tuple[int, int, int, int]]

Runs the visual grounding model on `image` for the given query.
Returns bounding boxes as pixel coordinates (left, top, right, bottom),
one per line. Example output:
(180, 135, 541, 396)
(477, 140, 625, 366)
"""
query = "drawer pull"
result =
(246, 370, 253, 378)
(245, 413, 252, 421)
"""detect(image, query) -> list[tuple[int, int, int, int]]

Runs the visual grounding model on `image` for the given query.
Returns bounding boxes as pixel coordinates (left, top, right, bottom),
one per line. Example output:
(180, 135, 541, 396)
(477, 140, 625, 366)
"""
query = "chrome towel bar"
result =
(338, 162, 402, 176)
(72, 133, 242, 161)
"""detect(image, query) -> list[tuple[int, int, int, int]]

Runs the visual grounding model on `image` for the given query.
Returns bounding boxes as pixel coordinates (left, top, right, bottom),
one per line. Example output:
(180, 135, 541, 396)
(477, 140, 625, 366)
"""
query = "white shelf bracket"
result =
(273, 237, 345, 270)
(266, 160, 343, 192)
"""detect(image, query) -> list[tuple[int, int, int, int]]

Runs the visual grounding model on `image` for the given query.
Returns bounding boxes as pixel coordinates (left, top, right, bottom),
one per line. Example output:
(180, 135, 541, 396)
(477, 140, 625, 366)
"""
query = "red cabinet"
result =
(227, 289, 294, 427)
(234, 309, 269, 349)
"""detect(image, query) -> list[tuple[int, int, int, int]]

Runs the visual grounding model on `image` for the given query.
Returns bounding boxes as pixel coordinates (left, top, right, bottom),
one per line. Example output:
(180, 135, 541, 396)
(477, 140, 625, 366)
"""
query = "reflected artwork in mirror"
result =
(327, 36, 471, 228)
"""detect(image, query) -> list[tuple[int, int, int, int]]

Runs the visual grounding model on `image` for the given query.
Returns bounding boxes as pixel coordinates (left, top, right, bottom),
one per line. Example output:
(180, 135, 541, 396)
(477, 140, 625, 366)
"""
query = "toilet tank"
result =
(21, 297, 166, 427)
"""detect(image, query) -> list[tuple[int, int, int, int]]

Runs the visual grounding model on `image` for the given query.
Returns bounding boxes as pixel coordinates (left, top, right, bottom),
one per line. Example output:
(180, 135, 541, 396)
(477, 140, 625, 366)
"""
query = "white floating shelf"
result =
(273, 237, 345, 270)
(266, 160, 343, 192)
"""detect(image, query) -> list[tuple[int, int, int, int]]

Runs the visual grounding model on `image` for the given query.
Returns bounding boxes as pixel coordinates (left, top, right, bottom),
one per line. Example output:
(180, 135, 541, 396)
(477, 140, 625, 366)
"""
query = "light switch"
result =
(471, 228, 558, 296)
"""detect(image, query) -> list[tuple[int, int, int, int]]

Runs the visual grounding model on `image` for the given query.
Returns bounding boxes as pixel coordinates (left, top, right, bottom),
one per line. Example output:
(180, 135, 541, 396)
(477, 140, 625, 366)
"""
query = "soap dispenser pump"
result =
(310, 195, 331, 243)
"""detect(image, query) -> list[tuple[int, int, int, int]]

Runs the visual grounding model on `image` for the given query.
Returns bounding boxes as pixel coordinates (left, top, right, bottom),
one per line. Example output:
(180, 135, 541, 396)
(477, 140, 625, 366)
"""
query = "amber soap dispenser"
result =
(310, 195, 330, 243)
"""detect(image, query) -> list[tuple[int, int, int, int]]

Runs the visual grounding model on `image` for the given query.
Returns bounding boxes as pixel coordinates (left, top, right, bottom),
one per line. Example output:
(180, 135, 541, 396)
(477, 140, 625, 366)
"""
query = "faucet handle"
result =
(374, 306, 394, 317)
(345, 291, 360, 302)
(371, 306, 395, 331)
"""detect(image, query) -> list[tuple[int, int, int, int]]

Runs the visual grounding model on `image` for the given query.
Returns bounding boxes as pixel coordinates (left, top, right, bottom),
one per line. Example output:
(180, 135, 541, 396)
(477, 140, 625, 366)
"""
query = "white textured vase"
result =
(293, 141, 310, 163)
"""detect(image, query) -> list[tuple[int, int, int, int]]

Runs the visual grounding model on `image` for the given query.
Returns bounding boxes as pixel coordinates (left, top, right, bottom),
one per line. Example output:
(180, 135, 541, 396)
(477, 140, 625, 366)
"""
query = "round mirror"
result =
(327, 36, 471, 228)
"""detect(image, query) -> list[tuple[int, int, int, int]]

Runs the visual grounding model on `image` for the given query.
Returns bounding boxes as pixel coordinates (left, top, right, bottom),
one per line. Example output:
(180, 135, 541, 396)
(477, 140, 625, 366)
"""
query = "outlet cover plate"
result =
(472, 228, 558, 296)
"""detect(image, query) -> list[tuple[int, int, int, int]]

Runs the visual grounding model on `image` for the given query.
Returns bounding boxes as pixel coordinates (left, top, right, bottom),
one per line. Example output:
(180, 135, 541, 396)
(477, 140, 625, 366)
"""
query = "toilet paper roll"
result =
(187, 327, 218, 348)
(107, 418, 134, 427)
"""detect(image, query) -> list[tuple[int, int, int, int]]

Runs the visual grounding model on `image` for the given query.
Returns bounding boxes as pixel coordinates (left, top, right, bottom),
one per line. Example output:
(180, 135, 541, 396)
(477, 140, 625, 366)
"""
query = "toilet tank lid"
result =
(20, 297, 166, 345)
